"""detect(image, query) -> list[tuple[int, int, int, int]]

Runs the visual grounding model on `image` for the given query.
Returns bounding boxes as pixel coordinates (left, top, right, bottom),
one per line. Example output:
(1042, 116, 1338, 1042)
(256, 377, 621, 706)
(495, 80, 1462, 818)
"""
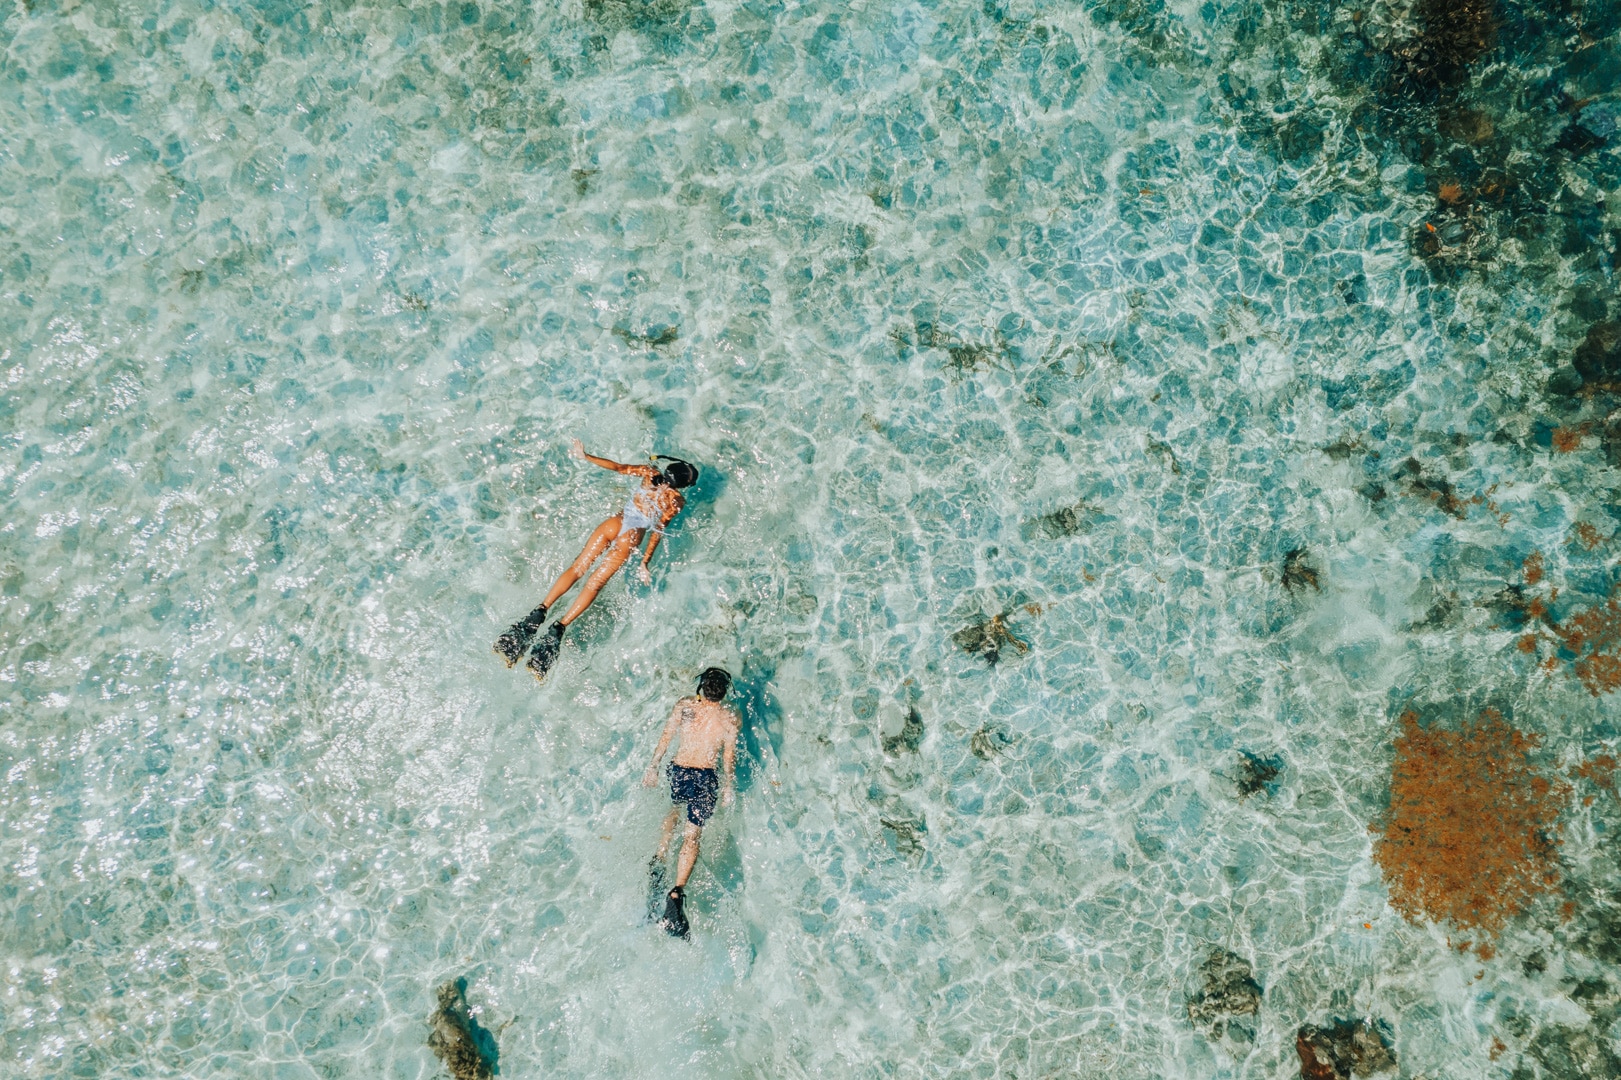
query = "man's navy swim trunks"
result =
(669, 765, 719, 826)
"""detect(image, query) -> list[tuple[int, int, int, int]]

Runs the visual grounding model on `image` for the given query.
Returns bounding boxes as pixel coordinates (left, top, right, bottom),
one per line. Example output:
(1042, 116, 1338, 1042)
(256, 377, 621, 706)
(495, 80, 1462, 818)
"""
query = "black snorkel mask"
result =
(655, 454, 699, 489)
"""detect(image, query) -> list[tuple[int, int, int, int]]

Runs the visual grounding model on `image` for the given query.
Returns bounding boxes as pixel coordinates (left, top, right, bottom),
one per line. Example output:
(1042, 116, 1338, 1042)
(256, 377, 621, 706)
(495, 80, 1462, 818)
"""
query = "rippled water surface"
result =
(4, 1, 1621, 1077)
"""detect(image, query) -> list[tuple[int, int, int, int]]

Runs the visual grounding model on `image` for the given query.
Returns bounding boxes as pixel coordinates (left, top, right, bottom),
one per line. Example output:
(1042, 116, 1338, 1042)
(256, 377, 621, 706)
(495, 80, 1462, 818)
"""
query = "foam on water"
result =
(3, 1, 1620, 1077)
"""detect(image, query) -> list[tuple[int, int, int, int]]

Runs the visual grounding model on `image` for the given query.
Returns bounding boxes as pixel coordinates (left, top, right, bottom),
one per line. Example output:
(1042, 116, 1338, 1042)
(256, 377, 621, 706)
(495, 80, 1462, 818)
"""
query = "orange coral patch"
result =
(1516, 635, 1538, 653)
(1572, 522, 1606, 550)
(1523, 552, 1543, 586)
(1555, 596, 1621, 695)
(1372, 710, 1568, 937)
(1552, 427, 1583, 453)
(1573, 753, 1617, 792)
(1574, 654, 1621, 696)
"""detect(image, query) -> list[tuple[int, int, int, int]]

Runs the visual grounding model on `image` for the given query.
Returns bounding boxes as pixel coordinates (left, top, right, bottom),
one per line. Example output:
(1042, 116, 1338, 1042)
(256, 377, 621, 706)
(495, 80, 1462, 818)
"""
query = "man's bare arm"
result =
(642, 702, 686, 786)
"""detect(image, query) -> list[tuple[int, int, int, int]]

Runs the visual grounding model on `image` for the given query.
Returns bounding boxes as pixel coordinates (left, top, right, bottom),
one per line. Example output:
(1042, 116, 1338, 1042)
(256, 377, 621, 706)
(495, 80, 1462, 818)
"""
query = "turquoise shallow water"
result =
(4, 1, 1621, 1077)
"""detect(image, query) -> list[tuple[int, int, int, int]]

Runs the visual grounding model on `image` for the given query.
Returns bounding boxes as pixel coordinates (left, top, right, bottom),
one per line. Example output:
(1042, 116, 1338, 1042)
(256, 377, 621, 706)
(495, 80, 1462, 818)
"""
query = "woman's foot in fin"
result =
(525, 622, 566, 682)
(494, 604, 548, 667)
(660, 887, 689, 939)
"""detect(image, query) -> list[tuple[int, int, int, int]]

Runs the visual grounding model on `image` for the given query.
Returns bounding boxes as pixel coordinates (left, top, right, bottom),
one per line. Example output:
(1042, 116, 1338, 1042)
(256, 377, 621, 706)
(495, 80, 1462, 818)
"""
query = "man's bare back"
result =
(668, 696, 740, 771)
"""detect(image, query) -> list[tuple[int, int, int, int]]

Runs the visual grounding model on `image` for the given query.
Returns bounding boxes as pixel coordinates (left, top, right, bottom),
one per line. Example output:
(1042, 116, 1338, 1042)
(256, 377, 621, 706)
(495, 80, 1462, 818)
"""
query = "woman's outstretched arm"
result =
(571, 438, 654, 476)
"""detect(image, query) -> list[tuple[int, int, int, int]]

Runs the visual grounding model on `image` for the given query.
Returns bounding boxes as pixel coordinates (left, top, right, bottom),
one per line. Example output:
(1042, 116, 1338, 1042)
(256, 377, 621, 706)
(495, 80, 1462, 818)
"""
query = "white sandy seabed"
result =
(2, 2, 1620, 1078)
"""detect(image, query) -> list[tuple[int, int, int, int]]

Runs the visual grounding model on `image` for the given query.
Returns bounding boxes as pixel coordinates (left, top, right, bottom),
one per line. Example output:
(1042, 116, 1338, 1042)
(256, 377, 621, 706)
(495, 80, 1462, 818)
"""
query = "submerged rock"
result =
(1146, 435, 1182, 474)
(969, 725, 1011, 760)
(1437, 105, 1494, 145)
(1556, 122, 1607, 158)
(1021, 501, 1099, 540)
(1483, 583, 1545, 629)
(880, 815, 925, 855)
(1282, 548, 1321, 594)
(1526, 1021, 1621, 1078)
(1574, 322, 1621, 391)
(1407, 580, 1458, 632)
(952, 612, 1029, 666)
(611, 324, 679, 348)
(1394, 458, 1468, 519)
(428, 978, 500, 1080)
(584, 0, 693, 34)
(1601, 417, 1621, 468)
(1295, 1017, 1397, 1079)
(1187, 948, 1262, 1037)
(1236, 751, 1282, 798)
(922, 323, 1010, 376)
(1319, 436, 1364, 459)
(882, 708, 924, 755)
(1396, 0, 1498, 88)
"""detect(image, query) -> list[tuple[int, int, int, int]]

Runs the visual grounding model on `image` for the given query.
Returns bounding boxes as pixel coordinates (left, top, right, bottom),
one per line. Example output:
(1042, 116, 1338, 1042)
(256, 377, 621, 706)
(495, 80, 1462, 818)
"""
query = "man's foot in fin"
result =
(660, 887, 689, 939)
(494, 604, 548, 667)
(646, 859, 669, 920)
(525, 621, 566, 682)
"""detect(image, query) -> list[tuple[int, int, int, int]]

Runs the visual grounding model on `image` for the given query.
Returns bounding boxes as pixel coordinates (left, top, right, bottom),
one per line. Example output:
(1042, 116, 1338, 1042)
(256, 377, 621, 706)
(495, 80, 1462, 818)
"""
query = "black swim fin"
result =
(660, 886, 689, 939)
(525, 621, 566, 682)
(494, 604, 548, 667)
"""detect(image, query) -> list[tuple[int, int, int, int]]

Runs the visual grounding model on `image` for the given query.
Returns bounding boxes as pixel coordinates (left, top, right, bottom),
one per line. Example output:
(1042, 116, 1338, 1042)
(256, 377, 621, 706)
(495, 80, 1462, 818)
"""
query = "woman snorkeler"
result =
(495, 439, 698, 681)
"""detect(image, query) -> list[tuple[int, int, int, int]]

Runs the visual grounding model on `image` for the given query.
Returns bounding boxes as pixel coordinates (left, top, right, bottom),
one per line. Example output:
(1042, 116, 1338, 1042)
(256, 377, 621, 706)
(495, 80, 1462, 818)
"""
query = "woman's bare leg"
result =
(557, 531, 642, 625)
(541, 517, 622, 610)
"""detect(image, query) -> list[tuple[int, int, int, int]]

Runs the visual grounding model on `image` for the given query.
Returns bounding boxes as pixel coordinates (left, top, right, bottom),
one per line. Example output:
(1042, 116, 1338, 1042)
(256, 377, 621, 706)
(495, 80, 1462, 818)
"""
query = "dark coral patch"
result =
(428, 979, 500, 1080)
(1236, 751, 1283, 798)
(1187, 948, 1262, 1039)
(1295, 1017, 1397, 1080)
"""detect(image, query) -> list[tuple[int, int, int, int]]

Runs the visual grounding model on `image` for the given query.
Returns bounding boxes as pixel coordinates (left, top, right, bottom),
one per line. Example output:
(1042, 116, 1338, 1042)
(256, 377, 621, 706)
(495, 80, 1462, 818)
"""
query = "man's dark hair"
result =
(697, 667, 731, 701)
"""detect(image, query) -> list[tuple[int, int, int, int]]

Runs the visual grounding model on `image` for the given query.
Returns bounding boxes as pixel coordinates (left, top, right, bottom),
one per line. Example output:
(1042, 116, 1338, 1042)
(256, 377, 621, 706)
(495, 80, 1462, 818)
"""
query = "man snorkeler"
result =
(493, 440, 697, 681)
(643, 667, 739, 938)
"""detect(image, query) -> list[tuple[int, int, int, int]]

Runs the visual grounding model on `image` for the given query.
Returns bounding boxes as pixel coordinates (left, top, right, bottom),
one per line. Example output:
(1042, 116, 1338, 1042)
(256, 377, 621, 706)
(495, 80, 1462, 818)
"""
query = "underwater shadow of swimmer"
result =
(673, 458, 726, 522)
(727, 668, 782, 795)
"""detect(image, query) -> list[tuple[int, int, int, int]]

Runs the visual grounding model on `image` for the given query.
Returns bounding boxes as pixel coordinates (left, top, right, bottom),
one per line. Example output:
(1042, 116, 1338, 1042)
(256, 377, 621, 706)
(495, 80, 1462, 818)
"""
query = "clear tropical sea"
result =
(3, 1, 1621, 1077)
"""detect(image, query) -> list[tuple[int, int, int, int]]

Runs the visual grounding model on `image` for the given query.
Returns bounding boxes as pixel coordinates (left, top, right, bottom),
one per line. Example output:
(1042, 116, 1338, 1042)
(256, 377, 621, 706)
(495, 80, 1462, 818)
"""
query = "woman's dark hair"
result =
(657, 456, 698, 489)
(697, 667, 732, 701)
